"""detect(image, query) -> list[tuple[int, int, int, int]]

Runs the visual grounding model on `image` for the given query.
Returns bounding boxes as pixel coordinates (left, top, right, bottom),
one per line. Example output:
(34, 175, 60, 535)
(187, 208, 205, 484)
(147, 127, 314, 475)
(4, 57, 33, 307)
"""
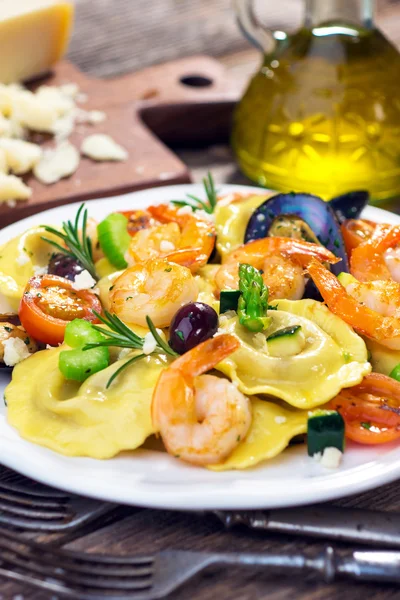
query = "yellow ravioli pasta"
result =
(209, 397, 308, 471)
(5, 347, 169, 458)
(217, 299, 371, 409)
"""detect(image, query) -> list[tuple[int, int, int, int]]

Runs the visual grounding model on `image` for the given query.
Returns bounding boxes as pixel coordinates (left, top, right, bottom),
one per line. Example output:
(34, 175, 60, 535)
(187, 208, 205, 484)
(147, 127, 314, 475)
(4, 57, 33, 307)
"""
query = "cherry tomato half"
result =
(19, 275, 101, 346)
(329, 373, 400, 444)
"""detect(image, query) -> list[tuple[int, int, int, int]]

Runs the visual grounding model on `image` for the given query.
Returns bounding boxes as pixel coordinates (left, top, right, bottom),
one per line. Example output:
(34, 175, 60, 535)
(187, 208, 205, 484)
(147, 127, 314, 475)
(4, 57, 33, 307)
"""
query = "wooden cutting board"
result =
(0, 56, 238, 227)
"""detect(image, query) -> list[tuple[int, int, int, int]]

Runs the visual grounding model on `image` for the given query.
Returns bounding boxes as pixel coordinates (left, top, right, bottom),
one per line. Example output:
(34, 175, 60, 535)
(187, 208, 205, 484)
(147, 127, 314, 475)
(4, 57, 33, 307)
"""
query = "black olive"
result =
(48, 253, 84, 281)
(169, 302, 218, 354)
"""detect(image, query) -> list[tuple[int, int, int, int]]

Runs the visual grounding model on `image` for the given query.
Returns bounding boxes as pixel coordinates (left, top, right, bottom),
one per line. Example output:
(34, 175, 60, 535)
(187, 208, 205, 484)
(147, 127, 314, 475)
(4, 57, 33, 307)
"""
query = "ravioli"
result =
(364, 338, 400, 376)
(209, 397, 308, 471)
(0, 227, 58, 311)
(195, 264, 220, 311)
(6, 347, 169, 458)
(215, 193, 271, 260)
(217, 299, 371, 409)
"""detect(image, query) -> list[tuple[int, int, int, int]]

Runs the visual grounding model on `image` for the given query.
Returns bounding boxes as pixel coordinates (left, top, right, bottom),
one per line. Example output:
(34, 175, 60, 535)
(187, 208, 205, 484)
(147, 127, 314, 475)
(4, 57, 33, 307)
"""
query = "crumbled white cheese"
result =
(0, 173, 31, 202)
(81, 134, 128, 162)
(33, 265, 48, 276)
(12, 88, 60, 132)
(0, 80, 111, 192)
(16, 251, 30, 266)
(160, 240, 175, 252)
(87, 110, 106, 125)
(274, 416, 287, 424)
(177, 205, 194, 216)
(34, 141, 80, 185)
(0, 138, 42, 174)
(142, 331, 158, 355)
(195, 209, 215, 223)
(59, 83, 79, 99)
(76, 92, 88, 104)
(313, 447, 342, 469)
(3, 337, 30, 366)
(72, 270, 96, 291)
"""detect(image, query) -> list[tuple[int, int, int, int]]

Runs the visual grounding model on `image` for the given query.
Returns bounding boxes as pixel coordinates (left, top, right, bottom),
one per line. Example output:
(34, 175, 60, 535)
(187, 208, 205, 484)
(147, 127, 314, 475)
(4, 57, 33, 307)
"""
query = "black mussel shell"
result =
(244, 192, 349, 274)
(329, 191, 369, 224)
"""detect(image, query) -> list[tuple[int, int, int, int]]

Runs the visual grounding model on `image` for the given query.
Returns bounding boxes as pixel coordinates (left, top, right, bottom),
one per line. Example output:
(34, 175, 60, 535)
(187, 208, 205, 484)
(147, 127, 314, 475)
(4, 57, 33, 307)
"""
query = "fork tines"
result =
(0, 527, 155, 599)
(0, 466, 114, 532)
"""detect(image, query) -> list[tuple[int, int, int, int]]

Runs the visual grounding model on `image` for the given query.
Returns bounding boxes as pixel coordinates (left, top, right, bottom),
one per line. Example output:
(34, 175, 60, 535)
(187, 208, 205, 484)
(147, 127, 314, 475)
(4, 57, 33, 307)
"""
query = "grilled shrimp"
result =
(308, 258, 400, 350)
(215, 237, 339, 301)
(127, 204, 216, 273)
(152, 334, 252, 465)
(350, 224, 400, 282)
(110, 258, 199, 328)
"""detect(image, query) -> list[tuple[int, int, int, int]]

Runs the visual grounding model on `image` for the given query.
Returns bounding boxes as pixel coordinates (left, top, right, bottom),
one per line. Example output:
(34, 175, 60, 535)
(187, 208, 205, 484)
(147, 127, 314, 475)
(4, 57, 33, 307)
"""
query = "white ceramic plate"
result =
(0, 184, 399, 510)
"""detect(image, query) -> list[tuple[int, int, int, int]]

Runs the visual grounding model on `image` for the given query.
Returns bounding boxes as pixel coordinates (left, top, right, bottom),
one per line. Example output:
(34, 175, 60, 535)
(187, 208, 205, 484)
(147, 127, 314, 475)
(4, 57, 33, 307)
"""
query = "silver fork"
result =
(1, 527, 400, 599)
(0, 466, 115, 532)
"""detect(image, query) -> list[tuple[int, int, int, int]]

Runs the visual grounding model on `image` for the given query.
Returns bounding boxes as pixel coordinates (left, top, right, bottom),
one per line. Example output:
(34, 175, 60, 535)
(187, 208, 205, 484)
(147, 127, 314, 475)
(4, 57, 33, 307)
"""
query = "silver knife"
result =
(213, 505, 400, 547)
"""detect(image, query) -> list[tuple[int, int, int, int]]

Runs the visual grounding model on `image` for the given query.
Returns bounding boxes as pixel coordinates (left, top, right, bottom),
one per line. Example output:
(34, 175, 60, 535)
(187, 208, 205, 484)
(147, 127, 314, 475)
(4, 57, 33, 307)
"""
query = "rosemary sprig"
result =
(171, 172, 218, 214)
(41, 204, 97, 280)
(83, 311, 177, 387)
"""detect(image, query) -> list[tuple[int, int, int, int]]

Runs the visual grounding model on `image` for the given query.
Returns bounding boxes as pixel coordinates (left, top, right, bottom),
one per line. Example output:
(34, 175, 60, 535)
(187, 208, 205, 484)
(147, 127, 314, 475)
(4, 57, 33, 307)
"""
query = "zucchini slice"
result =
(267, 325, 304, 357)
(220, 290, 241, 314)
(307, 409, 345, 456)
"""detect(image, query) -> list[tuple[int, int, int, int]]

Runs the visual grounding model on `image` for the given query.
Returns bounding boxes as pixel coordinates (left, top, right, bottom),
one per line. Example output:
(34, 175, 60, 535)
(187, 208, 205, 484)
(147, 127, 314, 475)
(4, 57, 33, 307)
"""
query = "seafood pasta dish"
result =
(1, 177, 400, 472)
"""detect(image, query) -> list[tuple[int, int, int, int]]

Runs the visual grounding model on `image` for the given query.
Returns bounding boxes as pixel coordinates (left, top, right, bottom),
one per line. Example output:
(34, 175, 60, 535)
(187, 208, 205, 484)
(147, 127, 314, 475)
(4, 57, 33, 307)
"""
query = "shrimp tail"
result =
(171, 334, 240, 376)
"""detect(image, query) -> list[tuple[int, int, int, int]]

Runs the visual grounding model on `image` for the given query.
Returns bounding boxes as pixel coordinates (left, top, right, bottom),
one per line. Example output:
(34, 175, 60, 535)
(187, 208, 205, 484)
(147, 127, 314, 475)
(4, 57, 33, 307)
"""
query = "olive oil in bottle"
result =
(232, 0, 400, 202)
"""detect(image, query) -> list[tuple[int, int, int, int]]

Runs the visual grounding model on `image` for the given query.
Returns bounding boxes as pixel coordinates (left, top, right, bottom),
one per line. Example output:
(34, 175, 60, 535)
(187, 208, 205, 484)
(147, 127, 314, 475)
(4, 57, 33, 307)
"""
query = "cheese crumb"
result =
(160, 240, 175, 252)
(0, 138, 42, 174)
(16, 251, 30, 266)
(34, 141, 80, 185)
(274, 416, 287, 424)
(59, 83, 79, 99)
(3, 337, 30, 366)
(142, 331, 158, 355)
(33, 265, 48, 276)
(72, 270, 96, 291)
(195, 209, 215, 223)
(177, 205, 194, 216)
(313, 447, 342, 469)
(0, 173, 31, 202)
(81, 134, 128, 162)
(88, 110, 106, 124)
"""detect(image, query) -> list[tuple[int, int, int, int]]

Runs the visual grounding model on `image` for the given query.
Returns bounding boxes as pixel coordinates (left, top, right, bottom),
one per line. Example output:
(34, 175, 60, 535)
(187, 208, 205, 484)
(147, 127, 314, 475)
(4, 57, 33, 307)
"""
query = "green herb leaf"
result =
(170, 172, 218, 214)
(106, 353, 146, 389)
(81, 311, 177, 386)
(361, 421, 372, 430)
(145, 316, 178, 358)
(41, 204, 97, 280)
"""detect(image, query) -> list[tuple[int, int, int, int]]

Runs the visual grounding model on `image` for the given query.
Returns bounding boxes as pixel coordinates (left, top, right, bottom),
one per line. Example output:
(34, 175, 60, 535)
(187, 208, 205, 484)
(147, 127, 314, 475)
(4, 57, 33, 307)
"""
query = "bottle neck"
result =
(304, 0, 374, 29)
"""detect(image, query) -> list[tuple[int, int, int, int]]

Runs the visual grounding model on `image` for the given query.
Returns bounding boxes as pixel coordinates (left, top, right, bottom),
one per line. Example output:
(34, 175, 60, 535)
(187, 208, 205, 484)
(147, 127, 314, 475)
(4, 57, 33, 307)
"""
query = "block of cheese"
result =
(0, 0, 74, 83)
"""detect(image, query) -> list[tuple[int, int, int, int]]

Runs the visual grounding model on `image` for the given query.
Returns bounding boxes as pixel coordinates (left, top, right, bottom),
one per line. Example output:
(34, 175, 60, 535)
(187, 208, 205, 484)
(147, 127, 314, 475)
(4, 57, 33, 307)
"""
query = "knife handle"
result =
(214, 505, 400, 548)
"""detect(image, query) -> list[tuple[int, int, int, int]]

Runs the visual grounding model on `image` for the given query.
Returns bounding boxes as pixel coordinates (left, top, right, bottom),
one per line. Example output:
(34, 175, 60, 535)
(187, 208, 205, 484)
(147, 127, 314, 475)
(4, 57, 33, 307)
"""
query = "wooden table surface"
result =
(4, 1, 400, 599)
